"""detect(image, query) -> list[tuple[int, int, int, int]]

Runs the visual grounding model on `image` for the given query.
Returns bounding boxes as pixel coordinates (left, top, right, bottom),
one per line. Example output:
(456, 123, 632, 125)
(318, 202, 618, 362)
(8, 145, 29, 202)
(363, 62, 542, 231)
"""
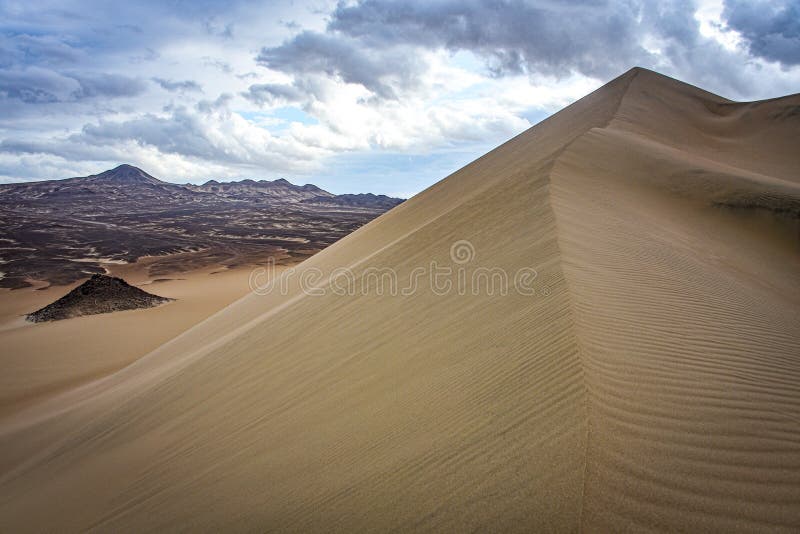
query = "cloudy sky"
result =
(0, 0, 798, 196)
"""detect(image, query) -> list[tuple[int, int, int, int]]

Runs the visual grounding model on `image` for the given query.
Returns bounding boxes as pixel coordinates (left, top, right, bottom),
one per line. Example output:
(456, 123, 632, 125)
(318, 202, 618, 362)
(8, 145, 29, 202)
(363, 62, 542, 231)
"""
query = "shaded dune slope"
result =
(0, 68, 798, 532)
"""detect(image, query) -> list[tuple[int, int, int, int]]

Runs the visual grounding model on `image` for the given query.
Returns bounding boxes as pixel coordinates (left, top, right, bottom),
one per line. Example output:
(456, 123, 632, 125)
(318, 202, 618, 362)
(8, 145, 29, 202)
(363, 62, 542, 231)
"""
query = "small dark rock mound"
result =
(26, 274, 173, 323)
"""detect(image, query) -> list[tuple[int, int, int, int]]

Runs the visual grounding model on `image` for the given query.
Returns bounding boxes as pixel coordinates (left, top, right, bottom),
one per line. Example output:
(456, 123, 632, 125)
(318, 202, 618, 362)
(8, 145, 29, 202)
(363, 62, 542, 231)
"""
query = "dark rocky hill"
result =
(26, 274, 173, 322)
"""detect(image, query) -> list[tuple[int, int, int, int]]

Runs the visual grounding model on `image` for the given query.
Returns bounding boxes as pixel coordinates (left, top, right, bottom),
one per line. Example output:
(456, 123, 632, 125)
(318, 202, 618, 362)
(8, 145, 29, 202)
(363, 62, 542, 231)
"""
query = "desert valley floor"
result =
(0, 68, 798, 532)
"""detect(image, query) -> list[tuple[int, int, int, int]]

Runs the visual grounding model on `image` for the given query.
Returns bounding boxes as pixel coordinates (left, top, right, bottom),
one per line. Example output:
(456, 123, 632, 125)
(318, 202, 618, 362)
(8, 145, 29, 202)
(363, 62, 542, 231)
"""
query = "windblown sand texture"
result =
(0, 68, 798, 532)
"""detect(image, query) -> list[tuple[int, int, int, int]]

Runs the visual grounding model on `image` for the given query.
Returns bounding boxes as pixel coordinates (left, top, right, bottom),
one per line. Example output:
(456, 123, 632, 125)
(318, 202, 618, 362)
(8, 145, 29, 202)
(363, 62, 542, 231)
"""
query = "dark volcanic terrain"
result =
(26, 274, 172, 322)
(0, 165, 403, 288)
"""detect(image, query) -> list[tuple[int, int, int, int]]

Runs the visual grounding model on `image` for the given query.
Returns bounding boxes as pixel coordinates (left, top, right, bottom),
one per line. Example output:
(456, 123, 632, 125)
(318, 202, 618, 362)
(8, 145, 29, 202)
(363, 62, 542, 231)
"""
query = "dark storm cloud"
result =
(253, 0, 800, 102)
(256, 0, 689, 90)
(723, 0, 800, 66)
(152, 78, 203, 93)
(327, 0, 647, 78)
(257, 30, 424, 99)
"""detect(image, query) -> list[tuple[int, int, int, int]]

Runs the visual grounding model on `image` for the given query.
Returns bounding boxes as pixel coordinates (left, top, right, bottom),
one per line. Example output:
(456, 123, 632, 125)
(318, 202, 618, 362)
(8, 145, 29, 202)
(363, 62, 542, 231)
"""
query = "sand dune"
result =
(0, 68, 798, 531)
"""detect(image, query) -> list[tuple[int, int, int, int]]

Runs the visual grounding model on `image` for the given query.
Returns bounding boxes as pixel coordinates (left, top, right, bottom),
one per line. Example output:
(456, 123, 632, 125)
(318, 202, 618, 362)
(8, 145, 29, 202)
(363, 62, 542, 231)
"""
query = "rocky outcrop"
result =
(26, 274, 173, 322)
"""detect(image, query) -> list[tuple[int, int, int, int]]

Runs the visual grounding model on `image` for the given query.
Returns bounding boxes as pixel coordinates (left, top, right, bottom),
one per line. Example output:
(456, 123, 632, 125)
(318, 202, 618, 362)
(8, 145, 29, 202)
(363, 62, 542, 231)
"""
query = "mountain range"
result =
(0, 164, 401, 207)
(0, 165, 402, 288)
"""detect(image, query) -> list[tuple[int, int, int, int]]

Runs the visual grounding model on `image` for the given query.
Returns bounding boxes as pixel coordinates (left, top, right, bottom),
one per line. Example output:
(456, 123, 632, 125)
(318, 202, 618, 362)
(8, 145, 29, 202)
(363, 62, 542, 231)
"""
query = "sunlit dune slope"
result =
(0, 67, 798, 532)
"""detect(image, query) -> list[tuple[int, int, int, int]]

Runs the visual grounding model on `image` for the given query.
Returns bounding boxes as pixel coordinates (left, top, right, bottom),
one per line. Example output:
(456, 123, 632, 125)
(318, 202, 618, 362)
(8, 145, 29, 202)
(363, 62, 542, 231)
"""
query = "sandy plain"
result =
(0, 260, 280, 418)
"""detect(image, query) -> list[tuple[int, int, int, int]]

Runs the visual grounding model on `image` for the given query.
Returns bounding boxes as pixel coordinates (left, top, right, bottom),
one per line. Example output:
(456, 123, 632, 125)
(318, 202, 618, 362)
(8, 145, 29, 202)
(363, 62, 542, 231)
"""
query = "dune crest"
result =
(0, 68, 798, 532)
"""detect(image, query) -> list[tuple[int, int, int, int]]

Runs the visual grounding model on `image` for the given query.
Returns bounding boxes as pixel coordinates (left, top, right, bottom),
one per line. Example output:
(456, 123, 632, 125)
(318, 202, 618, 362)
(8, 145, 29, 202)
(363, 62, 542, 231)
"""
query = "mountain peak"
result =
(113, 164, 140, 171)
(92, 164, 163, 185)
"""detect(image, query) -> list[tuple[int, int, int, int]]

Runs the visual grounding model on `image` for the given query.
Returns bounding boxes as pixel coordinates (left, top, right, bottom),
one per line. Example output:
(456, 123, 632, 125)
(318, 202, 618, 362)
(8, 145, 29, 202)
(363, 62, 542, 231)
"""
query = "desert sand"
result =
(0, 263, 273, 418)
(0, 68, 798, 531)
